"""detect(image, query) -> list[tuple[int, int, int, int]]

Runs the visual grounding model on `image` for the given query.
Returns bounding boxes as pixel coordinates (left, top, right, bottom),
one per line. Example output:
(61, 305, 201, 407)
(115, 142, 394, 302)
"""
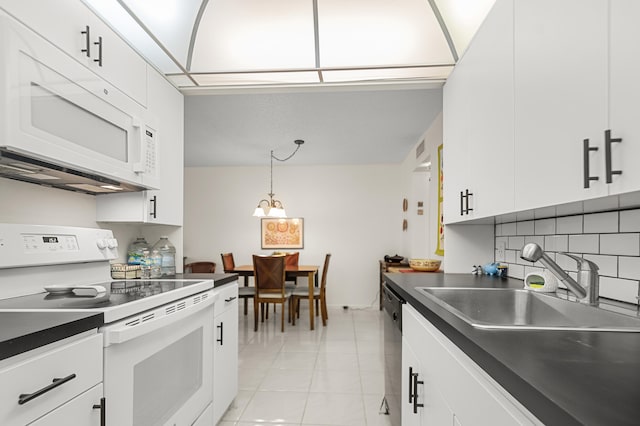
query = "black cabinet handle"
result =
(225, 296, 237, 303)
(465, 189, 473, 214)
(408, 366, 414, 403)
(217, 322, 224, 345)
(94, 36, 103, 67)
(605, 129, 622, 183)
(583, 138, 600, 188)
(18, 374, 76, 405)
(81, 26, 91, 57)
(92, 397, 106, 426)
(149, 195, 157, 219)
(412, 371, 424, 413)
(459, 191, 464, 216)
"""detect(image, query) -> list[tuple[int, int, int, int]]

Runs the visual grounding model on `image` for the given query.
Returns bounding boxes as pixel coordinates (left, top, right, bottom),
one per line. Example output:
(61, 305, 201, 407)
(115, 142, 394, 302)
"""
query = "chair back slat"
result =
(321, 254, 331, 290)
(185, 261, 216, 273)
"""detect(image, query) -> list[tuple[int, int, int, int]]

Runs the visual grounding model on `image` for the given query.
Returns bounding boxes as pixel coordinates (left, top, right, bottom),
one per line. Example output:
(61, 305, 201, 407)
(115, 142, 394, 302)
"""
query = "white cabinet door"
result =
(96, 68, 184, 225)
(0, 0, 146, 107)
(514, 0, 609, 211)
(401, 338, 425, 426)
(213, 283, 239, 424)
(443, 0, 514, 224)
(608, 0, 640, 196)
(403, 305, 541, 426)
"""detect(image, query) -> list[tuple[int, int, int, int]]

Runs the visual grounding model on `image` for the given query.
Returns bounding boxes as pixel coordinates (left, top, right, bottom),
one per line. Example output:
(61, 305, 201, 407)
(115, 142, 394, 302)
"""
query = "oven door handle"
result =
(102, 292, 218, 346)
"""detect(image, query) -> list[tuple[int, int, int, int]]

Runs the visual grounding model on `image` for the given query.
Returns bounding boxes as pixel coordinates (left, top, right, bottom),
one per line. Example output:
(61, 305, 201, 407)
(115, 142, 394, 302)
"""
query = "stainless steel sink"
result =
(417, 287, 640, 332)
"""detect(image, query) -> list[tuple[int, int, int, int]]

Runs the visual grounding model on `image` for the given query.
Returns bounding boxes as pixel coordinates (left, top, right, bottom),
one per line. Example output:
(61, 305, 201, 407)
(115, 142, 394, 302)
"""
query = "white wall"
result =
(400, 113, 444, 266)
(184, 164, 402, 308)
(0, 178, 181, 265)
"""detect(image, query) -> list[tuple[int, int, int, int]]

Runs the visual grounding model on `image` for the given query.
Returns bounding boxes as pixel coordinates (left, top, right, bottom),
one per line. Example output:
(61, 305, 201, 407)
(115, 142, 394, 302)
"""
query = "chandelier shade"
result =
(253, 140, 304, 218)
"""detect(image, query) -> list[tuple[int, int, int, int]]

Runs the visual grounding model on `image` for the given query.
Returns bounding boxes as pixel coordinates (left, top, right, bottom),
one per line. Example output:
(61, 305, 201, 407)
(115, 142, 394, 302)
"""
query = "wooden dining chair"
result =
(184, 261, 216, 273)
(253, 255, 292, 332)
(292, 253, 331, 327)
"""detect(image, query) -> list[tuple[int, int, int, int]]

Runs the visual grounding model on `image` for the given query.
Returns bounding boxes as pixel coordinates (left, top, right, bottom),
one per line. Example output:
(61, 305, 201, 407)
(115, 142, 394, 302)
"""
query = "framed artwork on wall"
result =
(261, 218, 304, 249)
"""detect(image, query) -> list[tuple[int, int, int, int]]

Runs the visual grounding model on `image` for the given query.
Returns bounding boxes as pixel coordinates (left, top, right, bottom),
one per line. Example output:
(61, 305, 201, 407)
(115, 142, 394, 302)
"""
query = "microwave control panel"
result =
(144, 127, 157, 176)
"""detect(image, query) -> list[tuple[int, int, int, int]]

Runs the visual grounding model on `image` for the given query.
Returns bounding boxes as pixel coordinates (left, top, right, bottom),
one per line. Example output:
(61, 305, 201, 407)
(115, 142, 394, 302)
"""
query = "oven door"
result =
(100, 290, 216, 426)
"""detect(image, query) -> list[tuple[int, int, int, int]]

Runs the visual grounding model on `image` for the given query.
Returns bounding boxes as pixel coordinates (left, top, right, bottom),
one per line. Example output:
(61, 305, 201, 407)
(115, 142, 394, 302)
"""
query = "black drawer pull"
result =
(412, 371, 424, 413)
(225, 296, 237, 302)
(92, 397, 106, 426)
(18, 373, 77, 405)
(217, 322, 224, 345)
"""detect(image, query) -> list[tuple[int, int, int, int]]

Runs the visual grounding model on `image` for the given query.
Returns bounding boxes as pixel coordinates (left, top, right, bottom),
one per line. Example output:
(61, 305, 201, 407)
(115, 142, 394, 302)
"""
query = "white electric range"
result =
(0, 223, 216, 426)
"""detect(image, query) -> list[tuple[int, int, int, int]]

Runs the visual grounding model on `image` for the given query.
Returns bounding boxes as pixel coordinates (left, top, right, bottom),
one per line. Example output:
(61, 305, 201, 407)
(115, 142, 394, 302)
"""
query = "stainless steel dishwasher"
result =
(381, 282, 404, 426)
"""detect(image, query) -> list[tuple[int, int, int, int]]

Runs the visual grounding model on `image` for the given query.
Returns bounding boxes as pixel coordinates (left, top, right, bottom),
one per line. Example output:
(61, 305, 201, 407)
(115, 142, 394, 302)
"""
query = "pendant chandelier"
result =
(253, 140, 305, 218)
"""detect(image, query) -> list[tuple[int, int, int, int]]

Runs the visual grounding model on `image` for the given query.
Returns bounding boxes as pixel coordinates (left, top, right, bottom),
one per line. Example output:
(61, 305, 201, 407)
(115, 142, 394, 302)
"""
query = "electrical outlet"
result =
(496, 241, 506, 260)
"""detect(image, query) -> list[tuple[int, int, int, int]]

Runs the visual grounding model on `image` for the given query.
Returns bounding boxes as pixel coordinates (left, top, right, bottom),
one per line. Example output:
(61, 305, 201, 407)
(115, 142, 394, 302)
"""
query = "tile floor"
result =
(217, 303, 394, 426)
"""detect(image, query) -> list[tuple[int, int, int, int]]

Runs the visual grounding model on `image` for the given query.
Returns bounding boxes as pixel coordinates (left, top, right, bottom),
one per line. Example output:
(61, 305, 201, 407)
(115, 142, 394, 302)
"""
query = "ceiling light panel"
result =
(190, 0, 316, 72)
(118, 0, 203, 66)
(83, 0, 181, 73)
(318, 0, 455, 68)
(433, 0, 496, 57)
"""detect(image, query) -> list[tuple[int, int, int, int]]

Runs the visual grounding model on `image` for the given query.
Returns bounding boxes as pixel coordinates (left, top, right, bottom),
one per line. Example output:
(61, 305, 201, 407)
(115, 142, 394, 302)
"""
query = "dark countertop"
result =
(175, 273, 238, 287)
(0, 311, 103, 362)
(384, 272, 640, 426)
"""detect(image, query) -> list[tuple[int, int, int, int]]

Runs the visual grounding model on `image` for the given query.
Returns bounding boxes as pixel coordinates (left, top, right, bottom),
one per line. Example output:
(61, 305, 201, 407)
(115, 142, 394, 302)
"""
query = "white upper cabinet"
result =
(443, 0, 514, 224)
(513, 0, 609, 211)
(96, 68, 183, 225)
(608, 0, 640, 196)
(0, 0, 147, 107)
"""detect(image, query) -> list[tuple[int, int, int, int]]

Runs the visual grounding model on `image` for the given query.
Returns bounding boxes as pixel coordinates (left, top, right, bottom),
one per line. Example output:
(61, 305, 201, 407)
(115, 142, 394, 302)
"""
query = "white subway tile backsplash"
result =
(544, 235, 568, 252)
(524, 235, 544, 247)
(557, 215, 583, 234)
(517, 221, 534, 235)
(619, 256, 640, 280)
(502, 222, 517, 236)
(509, 264, 525, 279)
(534, 218, 556, 235)
(584, 211, 618, 234)
(569, 234, 599, 254)
(598, 276, 639, 304)
(497, 208, 640, 305)
(507, 236, 524, 250)
(620, 209, 640, 232)
(600, 233, 640, 256)
(583, 254, 617, 277)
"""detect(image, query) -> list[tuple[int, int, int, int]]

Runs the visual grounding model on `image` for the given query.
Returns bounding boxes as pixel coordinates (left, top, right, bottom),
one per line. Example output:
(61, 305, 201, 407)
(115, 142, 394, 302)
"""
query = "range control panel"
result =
(22, 234, 79, 253)
(0, 223, 118, 268)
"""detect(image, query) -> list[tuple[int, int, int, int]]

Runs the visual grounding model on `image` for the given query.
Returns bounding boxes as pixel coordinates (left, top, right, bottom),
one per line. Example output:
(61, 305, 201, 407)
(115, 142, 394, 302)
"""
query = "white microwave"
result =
(0, 14, 159, 194)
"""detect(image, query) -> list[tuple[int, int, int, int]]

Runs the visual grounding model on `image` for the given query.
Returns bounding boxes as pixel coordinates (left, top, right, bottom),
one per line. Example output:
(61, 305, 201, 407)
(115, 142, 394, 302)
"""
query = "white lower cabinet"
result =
(402, 304, 542, 426)
(0, 332, 103, 426)
(213, 282, 239, 424)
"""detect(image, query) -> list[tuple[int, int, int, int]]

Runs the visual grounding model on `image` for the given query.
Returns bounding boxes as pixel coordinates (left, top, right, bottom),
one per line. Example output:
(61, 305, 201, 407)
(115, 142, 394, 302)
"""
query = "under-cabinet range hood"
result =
(0, 149, 146, 195)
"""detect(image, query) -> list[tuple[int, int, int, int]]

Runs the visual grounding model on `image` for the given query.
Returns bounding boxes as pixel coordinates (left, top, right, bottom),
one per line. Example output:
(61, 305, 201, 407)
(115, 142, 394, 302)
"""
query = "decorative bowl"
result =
(409, 258, 441, 272)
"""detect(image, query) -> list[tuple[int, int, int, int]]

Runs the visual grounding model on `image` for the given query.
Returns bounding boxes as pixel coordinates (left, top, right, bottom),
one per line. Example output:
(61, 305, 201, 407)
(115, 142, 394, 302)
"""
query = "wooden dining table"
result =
(231, 265, 320, 330)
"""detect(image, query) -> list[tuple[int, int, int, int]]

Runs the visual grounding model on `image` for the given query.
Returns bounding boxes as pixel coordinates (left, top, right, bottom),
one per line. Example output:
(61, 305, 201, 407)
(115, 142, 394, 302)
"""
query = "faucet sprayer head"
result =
(521, 243, 544, 262)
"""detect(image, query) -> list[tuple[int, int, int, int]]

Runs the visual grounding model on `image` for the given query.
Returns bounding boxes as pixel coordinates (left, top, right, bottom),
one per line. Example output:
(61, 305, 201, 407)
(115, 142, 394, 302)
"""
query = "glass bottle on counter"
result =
(127, 237, 149, 265)
(140, 250, 152, 279)
(149, 250, 162, 278)
(152, 236, 176, 276)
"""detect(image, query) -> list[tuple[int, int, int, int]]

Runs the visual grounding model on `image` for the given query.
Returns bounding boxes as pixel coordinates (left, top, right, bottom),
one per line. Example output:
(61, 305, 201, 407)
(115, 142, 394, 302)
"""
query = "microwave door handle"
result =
(132, 119, 146, 173)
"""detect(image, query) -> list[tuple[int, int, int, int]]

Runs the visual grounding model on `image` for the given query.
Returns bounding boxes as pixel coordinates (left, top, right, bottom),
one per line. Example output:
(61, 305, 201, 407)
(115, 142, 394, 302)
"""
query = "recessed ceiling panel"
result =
(119, 0, 203, 66)
(322, 66, 454, 83)
(190, 0, 316, 72)
(434, 0, 497, 57)
(318, 0, 455, 68)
